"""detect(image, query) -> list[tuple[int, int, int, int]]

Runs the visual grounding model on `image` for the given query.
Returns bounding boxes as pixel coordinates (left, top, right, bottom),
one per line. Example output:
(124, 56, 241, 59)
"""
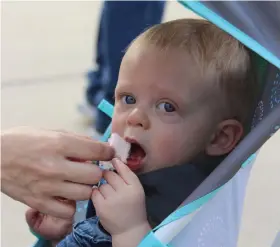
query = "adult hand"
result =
(1, 127, 114, 218)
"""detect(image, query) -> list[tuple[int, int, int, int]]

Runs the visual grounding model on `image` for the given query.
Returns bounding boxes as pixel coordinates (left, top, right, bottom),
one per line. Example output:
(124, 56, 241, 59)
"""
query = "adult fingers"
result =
(59, 133, 114, 161)
(51, 182, 93, 201)
(53, 129, 92, 140)
(31, 197, 76, 219)
(61, 160, 103, 185)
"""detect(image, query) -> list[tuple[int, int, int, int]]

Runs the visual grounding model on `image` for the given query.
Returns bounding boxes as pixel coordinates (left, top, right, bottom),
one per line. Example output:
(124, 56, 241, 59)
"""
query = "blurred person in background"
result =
(78, 1, 165, 134)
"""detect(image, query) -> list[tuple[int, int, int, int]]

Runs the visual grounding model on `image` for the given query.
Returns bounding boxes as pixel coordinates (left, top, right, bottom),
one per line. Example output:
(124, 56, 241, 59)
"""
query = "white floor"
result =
(1, 2, 279, 247)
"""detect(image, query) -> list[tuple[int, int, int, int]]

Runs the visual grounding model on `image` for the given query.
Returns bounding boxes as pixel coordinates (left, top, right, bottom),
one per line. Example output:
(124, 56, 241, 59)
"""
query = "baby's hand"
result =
(92, 158, 151, 247)
(25, 200, 75, 243)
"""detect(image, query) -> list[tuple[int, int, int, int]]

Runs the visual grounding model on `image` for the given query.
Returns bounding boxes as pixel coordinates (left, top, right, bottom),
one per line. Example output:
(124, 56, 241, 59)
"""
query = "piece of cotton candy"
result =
(99, 133, 131, 170)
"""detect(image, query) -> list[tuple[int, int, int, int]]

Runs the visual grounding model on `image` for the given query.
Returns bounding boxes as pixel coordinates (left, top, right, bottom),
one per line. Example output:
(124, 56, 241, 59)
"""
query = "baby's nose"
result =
(126, 108, 150, 130)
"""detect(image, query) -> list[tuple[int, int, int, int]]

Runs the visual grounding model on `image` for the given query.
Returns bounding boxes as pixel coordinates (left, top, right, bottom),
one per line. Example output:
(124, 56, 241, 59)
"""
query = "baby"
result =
(26, 19, 258, 247)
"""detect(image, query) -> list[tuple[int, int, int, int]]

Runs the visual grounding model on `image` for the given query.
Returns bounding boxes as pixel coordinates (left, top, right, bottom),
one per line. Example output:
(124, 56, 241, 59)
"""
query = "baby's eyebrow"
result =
(115, 83, 131, 93)
(165, 91, 190, 107)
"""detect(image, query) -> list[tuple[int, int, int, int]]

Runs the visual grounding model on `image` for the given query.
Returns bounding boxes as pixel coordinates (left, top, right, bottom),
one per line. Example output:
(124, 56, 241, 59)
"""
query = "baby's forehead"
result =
(120, 42, 221, 100)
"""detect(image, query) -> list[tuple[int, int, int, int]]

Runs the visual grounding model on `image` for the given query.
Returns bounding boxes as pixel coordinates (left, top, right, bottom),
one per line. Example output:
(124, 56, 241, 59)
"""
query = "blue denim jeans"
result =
(57, 217, 112, 247)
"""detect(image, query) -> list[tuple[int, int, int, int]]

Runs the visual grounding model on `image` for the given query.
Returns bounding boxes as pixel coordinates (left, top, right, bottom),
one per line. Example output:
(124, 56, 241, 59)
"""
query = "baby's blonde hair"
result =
(129, 19, 259, 131)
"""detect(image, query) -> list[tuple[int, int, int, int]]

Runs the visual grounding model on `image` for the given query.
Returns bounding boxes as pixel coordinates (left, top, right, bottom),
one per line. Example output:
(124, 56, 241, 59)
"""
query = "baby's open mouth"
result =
(126, 140, 146, 171)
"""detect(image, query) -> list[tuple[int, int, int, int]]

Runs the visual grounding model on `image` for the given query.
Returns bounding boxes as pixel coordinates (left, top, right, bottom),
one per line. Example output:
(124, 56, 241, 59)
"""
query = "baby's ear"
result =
(205, 119, 244, 156)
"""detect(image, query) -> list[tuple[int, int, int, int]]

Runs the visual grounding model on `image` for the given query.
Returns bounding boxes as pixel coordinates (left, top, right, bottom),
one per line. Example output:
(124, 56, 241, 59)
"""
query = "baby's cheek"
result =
(163, 144, 184, 162)
(154, 138, 183, 164)
(111, 118, 118, 133)
(111, 115, 124, 135)
(155, 131, 193, 165)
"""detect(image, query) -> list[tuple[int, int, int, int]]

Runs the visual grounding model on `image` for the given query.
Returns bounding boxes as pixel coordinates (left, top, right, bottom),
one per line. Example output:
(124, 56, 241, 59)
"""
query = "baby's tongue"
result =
(127, 147, 145, 171)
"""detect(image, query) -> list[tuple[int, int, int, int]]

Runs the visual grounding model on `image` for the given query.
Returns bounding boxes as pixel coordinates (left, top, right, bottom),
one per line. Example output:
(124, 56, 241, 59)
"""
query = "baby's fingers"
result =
(103, 170, 125, 191)
(26, 208, 71, 241)
(91, 188, 105, 207)
(112, 158, 140, 186)
(25, 208, 41, 230)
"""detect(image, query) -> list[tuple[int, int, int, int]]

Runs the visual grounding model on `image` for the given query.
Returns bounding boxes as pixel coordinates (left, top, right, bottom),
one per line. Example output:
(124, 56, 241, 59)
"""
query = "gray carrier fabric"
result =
(202, 1, 280, 60)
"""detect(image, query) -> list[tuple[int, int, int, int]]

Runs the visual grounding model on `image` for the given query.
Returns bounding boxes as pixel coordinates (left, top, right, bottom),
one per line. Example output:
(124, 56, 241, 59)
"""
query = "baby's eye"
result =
(121, 95, 136, 104)
(157, 102, 176, 112)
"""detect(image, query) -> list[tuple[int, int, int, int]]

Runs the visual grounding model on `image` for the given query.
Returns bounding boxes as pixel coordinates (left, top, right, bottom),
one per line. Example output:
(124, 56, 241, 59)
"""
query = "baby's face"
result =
(112, 44, 217, 173)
